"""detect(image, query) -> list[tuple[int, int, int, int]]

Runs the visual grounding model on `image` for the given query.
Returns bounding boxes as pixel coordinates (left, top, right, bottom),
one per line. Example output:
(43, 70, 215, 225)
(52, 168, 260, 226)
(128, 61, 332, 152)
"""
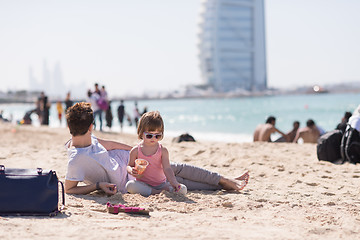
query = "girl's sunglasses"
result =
(144, 132, 162, 139)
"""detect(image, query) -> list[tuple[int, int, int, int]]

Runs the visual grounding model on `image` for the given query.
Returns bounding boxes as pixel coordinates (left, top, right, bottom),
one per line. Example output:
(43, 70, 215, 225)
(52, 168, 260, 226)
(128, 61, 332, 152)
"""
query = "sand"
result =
(1, 122, 360, 240)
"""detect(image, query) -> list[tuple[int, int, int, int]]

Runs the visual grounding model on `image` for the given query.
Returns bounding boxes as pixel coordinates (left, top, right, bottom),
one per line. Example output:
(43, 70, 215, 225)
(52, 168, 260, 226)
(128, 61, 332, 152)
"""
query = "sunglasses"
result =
(144, 132, 162, 139)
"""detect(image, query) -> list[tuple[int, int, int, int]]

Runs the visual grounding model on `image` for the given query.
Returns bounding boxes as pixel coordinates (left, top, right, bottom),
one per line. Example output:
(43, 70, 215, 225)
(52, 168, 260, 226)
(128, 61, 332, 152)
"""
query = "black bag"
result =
(172, 133, 196, 143)
(0, 165, 65, 216)
(340, 126, 360, 164)
(317, 130, 343, 163)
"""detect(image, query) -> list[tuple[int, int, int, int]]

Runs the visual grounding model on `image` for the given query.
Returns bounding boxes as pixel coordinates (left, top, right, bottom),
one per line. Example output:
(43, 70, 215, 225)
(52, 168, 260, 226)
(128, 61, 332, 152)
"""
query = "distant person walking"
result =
(87, 89, 103, 131)
(40, 93, 51, 126)
(117, 100, 125, 132)
(100, 85, 108, 102)
(253, 116, 288, 142)
(56, 101, 63, 125)
(95, 84, 109, 112)
(36, 92, 44, 124)
(133, 101, 141, 128)
(94, 83, 101, 95)
(64, 91, 74, 113)
(105, 102, 113, 130)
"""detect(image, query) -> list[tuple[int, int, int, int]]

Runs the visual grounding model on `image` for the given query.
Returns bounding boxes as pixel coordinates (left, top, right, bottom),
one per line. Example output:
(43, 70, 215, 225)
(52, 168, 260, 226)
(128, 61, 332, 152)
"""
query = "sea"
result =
(1, 93, 359, 143)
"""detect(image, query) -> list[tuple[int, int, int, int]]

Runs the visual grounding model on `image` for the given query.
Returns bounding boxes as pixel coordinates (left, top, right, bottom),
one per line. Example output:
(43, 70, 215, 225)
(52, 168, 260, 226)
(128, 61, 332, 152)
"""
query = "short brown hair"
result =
(137, 111, 164, 139)
(66, 102, 94, 136)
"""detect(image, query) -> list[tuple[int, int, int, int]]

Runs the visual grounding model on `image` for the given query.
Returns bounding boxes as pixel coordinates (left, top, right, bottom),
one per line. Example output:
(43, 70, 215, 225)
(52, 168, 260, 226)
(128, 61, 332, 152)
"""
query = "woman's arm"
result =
(97, 138, 132, 151)
(274, 127, 289, 141)
(161, 147, 180, 189)
(65, 179, 117, 195)
(293, 130, 301, 143)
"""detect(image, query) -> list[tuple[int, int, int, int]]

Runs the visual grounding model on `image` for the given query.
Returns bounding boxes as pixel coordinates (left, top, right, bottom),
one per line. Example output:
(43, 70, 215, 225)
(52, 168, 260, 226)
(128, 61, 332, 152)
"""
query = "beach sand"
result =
(1, 123, 360, 239)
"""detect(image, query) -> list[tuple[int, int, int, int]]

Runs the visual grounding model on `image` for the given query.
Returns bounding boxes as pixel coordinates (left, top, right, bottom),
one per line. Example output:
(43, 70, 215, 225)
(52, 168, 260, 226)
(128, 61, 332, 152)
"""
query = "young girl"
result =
(126, 111, 186, 197)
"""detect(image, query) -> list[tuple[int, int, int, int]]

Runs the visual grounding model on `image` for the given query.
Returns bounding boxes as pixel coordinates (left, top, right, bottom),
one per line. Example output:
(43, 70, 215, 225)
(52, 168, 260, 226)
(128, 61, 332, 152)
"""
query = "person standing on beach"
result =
(253, 116, 288, 142)
(40, 94, 51, 125)
(64, 102, 249, 195)
(36, 92, 45, 124)
(56, 101, 63, 125)
(293, 119, 320, 143)
(126, 111, 188, 197)
(87, 89, 103, 131)
(105, 102, 113, 130)
(117, 100, 125, 132)
(133, 101, 141, 128)
(100, 85, 108, 102)
(94, 83, 101, 95)
(64, 91, 74, 113)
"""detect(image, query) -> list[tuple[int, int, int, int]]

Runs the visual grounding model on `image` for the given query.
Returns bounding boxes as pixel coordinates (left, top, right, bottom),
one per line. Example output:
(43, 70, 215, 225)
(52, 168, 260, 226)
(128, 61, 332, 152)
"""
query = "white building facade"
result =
(198, 0, 267, 92)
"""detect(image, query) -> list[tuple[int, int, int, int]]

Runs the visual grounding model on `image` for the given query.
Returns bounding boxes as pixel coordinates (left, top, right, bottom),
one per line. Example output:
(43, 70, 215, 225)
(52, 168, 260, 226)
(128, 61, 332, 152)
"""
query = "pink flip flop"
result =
(106, 202, 149, 215)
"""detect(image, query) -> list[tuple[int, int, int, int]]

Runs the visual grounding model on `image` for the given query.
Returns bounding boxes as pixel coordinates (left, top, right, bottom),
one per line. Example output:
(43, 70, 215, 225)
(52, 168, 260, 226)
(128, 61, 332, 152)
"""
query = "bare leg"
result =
(219, 171, 249, 191)
(235, 170, 249, 183)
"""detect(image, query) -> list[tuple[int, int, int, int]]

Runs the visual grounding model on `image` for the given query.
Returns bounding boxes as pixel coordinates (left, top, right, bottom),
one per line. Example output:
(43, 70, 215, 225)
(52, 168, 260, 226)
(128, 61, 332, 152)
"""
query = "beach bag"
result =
(97, 97, 109, 111)
(317, 130, 343, 163)
(340, 126, 360, 164)
(0, 165, 65, 216)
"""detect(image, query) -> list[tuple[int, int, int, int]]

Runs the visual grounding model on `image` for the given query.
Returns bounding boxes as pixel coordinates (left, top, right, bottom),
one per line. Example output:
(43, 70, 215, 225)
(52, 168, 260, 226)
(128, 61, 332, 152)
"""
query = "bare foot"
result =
(219, 177, 248, 191)
(235, 170, 249, 183)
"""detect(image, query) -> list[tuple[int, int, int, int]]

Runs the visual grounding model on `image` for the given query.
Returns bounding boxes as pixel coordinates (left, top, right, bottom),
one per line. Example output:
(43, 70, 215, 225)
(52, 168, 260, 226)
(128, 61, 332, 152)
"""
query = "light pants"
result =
(126, 162, 222, 197)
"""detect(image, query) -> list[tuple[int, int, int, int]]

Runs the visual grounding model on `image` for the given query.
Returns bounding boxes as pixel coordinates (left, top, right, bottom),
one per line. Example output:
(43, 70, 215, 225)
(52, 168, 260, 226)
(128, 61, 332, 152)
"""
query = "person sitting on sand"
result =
(64, 102, 249, 195)
(293, 119, 320, 143)
(126, 111, 188, 197)
(253, 116, 288, 142)
(275, 121, 300, 143)
(336, 111, 352, 133)
(346, 113, 360, 131)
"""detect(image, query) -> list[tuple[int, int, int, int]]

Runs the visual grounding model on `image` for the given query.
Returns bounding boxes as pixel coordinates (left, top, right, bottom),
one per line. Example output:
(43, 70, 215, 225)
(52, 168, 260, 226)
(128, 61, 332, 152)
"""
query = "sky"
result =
(0, 0, 359, 98)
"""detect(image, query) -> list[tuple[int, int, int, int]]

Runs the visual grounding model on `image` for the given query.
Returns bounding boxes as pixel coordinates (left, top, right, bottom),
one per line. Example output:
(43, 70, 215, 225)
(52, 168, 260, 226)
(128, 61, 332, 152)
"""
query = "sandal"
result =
(106, 202, 149, 215)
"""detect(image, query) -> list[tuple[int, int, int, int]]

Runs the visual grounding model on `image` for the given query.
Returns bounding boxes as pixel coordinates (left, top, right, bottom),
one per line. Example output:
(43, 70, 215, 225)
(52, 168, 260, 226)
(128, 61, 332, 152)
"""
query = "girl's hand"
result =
(129, 166, 142, 178)
(171, 182, 181, 192)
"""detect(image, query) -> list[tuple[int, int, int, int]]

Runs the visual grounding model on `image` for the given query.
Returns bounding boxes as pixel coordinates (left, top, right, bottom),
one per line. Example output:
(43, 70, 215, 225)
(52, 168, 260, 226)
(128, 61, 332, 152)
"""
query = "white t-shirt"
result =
(65, 135, 134, 193)
(348, 115, 360, 131)
(87, 92, 100, 112)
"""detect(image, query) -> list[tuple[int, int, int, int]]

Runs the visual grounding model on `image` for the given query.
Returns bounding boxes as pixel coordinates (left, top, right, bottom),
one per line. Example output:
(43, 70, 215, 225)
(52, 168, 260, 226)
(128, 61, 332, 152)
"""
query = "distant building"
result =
(28, 60, 67, 99)
(198, 0, 267, 92)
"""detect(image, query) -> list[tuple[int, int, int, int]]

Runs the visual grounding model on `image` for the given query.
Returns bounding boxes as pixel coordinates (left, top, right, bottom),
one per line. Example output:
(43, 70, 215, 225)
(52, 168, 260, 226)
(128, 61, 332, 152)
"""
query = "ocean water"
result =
(1, 93, 359, 142)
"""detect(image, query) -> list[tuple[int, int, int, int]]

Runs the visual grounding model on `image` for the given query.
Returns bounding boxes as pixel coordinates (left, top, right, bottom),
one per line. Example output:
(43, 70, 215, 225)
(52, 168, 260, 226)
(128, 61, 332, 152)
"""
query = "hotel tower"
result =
(198, 0, 267, 92)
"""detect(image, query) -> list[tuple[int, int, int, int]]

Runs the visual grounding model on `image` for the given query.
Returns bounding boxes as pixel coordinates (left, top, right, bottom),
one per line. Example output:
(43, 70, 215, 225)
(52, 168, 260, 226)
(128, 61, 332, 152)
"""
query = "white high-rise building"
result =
(198, 0, 267, 92)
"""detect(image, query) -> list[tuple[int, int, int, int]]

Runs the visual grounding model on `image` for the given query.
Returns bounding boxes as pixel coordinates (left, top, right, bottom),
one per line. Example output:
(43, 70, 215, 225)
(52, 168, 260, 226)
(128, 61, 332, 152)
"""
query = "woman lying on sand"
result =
(64, 102, 249, 195)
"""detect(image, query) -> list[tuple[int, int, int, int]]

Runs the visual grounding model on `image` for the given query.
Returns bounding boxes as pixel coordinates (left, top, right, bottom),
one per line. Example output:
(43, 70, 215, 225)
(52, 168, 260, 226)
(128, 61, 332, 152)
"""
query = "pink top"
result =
(137, 143, 166, 186)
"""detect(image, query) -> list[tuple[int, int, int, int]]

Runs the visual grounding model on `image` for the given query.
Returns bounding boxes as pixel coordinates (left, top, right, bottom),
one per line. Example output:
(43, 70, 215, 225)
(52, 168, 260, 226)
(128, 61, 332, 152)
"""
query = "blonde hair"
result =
(137, 111, 164, 140)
